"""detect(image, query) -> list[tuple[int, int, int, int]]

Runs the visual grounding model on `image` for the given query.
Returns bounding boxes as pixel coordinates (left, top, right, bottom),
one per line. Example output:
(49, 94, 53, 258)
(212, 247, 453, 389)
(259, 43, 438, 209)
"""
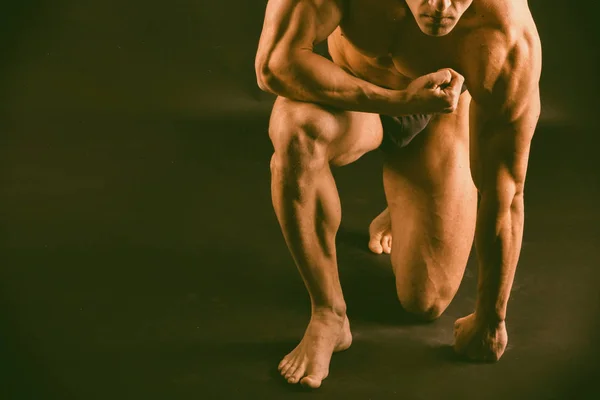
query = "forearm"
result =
(257, 49, 410, 116)
(474, 190, 525, 323)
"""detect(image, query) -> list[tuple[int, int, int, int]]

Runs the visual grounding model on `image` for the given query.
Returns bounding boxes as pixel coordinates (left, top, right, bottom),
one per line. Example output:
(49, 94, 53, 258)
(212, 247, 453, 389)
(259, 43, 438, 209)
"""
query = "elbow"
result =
(256, 50, 293, 94)
(255, 57, 284, 94)
(256, 67, 275, 93)
(255, 59, 271, 92)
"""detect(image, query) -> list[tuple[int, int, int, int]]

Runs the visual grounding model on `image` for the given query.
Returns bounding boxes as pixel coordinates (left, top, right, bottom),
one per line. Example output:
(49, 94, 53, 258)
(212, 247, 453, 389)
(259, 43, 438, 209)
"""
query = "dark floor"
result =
(1, 114, 599, 399)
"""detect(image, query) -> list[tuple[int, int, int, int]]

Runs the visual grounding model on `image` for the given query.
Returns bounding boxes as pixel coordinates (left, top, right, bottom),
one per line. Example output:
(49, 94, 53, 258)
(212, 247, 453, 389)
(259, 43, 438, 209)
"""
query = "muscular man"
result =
(255, 0, 541, 389)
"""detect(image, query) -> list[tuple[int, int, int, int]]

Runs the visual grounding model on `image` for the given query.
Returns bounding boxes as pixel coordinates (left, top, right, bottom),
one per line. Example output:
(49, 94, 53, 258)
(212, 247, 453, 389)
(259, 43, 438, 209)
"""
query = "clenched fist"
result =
(405, 68, 465, 115)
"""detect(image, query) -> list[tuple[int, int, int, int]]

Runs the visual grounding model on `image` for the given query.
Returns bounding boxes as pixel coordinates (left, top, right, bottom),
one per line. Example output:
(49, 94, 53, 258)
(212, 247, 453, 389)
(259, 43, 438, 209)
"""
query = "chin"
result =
(421, 28, 452, 37)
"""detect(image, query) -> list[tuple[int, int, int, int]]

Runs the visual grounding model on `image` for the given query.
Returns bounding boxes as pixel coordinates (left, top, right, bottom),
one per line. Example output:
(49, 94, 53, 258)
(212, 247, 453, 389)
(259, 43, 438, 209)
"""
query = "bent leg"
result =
(384, 93, 477, 321)
(269, 96, 382, 387)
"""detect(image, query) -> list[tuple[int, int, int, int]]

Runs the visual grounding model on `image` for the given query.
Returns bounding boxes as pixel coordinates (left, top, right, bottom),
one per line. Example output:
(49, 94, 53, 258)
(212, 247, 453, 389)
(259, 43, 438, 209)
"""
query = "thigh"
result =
(269, 96, 383, 167)
(383, 92, 477, 309)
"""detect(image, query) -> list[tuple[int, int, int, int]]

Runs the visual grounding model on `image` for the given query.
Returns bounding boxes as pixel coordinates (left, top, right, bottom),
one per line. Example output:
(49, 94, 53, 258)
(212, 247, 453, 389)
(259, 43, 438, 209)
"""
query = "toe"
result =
(368, 236, 383, 254)
(287, 364, 305, 384)
(300, 375, 323, 389)
(284, 363, 297, 380)
(382, 235, 392, 254)
(281, 359, 296, 376)
(278, 357, 291, 372)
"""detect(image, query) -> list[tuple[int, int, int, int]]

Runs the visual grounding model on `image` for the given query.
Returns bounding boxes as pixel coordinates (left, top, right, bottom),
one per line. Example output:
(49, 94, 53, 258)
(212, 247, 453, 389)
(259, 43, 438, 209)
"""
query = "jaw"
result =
(421, 27, 452, 37)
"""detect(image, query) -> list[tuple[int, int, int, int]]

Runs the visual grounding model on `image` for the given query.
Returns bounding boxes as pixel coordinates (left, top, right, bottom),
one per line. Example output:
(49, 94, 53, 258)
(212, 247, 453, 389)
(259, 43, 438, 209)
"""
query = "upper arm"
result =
(255, 0, 343, 81)
(462, 26, 542, 195)
(463, 26, 541, 123)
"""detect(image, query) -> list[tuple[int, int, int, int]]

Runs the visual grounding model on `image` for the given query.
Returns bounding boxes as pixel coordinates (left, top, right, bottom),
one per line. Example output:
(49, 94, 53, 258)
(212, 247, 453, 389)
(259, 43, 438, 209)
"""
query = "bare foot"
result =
(369, 208, 392, 254)
(278, 311, 352, 389)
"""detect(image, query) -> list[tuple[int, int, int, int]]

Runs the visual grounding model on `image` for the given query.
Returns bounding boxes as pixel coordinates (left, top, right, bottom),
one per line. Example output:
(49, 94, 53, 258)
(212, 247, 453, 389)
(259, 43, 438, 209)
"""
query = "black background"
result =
(1, 1, 599, 399)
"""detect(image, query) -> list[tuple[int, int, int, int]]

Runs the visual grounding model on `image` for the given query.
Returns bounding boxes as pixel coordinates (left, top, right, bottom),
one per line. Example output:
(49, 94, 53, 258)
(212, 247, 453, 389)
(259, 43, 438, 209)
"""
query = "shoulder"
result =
(458, 1, 542, 114)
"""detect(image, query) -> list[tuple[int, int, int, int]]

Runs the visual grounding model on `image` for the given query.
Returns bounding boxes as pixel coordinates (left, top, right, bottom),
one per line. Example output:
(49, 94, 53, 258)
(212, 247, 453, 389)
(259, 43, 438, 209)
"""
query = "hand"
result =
(453, 313, 508, 362)
(404, 68, 464, 115)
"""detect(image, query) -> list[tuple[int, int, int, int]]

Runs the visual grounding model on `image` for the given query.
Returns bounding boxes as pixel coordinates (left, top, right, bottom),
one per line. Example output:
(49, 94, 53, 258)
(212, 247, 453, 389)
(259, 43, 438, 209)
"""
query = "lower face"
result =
(418, 14, 459, 36)
(405, 1, 473, 37)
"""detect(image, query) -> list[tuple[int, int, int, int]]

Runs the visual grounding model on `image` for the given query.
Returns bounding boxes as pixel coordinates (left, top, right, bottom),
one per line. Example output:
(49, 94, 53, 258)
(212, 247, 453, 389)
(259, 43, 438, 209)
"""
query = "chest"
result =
(339, 0, 466, 78)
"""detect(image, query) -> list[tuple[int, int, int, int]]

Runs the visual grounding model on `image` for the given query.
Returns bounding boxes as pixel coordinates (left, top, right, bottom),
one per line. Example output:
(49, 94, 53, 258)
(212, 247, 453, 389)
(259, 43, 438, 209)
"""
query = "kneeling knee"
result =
(398, 292, 449, 322)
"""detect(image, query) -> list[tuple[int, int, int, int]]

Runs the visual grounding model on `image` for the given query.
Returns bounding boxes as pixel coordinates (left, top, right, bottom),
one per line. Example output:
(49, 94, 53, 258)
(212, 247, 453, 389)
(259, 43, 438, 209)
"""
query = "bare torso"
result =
(328, 0, 540, 96)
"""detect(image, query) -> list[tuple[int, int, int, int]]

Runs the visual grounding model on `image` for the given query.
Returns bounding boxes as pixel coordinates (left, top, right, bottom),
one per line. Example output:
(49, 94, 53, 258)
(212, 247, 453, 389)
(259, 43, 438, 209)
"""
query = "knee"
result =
(269, 129, 325, 176)
(397, 289, 450, 322)
(269, 100, 339, 172)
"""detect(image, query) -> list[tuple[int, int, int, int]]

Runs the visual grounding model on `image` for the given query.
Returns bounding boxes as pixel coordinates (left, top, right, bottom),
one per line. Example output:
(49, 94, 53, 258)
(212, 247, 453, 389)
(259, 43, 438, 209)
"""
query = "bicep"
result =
(255, 0, 342, 71)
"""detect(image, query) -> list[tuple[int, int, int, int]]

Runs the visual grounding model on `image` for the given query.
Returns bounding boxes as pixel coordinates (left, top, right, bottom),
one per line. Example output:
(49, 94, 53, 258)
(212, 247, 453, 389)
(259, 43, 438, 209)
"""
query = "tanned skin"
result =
(255, 0, 541, 389)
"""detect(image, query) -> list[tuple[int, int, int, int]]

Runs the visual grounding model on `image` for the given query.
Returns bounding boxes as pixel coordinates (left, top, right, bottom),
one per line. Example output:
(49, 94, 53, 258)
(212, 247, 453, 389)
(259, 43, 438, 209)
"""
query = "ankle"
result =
(311, 304, 347, 319)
